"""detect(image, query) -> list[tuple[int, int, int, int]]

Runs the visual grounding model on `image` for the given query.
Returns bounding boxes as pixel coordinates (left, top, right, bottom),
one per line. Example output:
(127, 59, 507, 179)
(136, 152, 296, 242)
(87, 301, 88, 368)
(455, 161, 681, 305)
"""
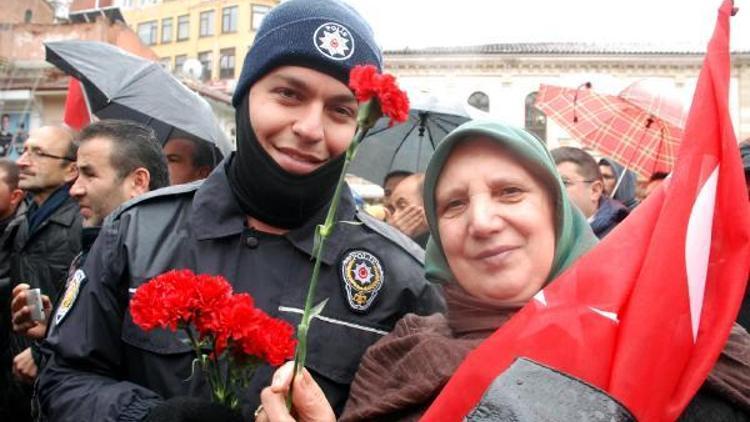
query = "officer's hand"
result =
(12, 347, 38, 384)
(256, 362, 335, 422)
(11, 283, 51, 339)
(387, 205, 429, 239)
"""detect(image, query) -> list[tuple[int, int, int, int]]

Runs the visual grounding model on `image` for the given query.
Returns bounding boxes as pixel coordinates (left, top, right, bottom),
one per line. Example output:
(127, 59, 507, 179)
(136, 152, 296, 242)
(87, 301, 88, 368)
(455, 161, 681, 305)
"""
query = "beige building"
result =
(384, 42, 750, 147)
(122, 0, 279, 93)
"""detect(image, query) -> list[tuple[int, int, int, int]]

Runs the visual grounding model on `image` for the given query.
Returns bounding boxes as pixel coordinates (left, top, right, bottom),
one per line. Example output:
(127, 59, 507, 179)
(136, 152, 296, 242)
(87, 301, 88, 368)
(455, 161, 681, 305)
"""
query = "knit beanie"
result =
(232, 0, 383, 106)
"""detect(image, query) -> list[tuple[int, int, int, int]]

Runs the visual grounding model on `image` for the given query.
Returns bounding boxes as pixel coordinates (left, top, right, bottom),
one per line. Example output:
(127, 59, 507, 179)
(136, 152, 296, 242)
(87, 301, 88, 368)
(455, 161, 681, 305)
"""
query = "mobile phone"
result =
(26, 288, 45, 322)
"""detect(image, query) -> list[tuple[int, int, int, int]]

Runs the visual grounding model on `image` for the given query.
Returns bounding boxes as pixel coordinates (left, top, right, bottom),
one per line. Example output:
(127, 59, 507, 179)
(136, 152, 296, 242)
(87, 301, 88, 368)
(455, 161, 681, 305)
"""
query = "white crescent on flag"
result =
(685, 166, 718, 342)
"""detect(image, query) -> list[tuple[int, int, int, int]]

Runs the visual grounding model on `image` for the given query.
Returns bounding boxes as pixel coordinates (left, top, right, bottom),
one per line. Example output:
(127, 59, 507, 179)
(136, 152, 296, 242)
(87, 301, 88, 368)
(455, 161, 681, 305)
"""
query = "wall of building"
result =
(738, 63, 750, 141)
(2, 0, 55, 24)
(385, 53, 750, 147)
(40, 94, 66, 125)
(123, 0, 278, 87)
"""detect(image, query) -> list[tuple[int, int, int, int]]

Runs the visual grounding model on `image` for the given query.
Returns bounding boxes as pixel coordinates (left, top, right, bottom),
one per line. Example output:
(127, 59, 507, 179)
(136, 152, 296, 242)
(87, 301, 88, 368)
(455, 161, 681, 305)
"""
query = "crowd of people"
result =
(0, 0, 748, 421)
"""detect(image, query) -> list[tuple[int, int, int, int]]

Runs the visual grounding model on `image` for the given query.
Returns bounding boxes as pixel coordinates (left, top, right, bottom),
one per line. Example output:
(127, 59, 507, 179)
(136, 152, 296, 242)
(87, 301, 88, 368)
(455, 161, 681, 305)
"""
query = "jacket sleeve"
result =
(37, 218, 163, 422)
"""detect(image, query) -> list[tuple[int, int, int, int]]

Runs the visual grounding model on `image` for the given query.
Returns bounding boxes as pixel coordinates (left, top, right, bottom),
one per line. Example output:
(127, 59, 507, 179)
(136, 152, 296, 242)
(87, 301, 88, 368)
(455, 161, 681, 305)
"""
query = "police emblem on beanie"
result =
(232, 0, 382, 107)
(314, 22, 354, 60)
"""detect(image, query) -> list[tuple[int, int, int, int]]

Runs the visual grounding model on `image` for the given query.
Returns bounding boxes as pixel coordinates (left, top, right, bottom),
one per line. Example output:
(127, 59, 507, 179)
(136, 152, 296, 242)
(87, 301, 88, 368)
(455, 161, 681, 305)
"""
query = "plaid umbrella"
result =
(535, 80, 685, 178)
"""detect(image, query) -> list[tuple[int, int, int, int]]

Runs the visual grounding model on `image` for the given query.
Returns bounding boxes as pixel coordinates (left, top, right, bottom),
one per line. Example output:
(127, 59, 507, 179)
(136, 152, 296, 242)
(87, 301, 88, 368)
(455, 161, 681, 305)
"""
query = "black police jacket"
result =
(38, 164, 445, 422)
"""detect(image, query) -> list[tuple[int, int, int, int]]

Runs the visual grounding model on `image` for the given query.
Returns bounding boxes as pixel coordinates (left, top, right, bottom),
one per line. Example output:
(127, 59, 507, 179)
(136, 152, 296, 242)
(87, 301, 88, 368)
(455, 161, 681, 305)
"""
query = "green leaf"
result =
(310, 298, 329, 319)
(184, 357, 200, 382)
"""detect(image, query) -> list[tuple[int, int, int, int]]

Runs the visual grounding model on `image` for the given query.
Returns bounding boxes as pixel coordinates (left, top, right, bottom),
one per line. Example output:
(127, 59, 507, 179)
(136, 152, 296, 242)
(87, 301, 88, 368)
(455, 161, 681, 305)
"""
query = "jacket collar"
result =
(191, 159, 246, 240)
(191, 155, 357, 265)
(285, 183, 357, 266)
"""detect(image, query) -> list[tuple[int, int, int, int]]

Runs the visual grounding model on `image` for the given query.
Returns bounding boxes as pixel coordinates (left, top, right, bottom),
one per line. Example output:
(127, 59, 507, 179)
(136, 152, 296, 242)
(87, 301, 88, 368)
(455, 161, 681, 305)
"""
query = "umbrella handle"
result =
(573, 82, 592, 123)
(612, 169, 627, 198)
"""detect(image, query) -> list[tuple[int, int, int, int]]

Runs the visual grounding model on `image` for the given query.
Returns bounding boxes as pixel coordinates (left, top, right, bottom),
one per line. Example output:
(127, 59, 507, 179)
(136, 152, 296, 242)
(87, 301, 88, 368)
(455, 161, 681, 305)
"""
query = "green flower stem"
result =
(185, 327, 219, 402)
(289, 99, 380, 407)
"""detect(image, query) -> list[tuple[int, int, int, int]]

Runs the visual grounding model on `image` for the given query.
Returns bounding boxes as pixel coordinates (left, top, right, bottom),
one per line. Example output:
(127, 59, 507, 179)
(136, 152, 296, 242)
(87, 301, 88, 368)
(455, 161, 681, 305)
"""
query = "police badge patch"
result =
(313, 22, 355, 61)
(54, 269, 85, 326)
(339, 249, 384, 312)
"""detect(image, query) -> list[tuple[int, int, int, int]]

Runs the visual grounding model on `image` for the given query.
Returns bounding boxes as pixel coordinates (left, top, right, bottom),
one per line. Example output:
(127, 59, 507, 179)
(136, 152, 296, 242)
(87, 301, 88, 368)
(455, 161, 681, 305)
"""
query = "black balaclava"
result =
(226, 95, 346, 229)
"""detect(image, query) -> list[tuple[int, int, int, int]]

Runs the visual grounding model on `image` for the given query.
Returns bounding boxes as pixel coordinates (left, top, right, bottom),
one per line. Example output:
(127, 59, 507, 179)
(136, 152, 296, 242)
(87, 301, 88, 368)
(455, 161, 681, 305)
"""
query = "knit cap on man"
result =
(232, 0, 382, 106)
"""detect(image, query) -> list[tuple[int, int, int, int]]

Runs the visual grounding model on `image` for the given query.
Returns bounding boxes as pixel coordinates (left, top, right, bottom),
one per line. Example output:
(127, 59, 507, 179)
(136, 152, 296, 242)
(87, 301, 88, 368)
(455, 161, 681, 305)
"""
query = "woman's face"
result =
(435, 137, 556, 307)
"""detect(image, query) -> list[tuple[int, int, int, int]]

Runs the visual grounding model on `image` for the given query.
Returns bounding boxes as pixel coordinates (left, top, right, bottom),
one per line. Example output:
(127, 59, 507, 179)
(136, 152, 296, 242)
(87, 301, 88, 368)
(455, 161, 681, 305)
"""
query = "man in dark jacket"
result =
(37, 2, 445, 421)
(0, 159, 26, 287)
(163, 130, 221, 185)
(598, 157, 639, 211)
(0, 159, 26, 422)
(10, 120, 170, 383)
(552, 147, 629, 238)
(4, 125, 81, 422)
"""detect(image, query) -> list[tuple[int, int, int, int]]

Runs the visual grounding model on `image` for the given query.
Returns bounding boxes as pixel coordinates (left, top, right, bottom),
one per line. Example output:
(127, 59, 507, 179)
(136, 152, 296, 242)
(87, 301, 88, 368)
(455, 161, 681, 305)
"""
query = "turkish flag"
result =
(421, 1, 750, 421)
(63, 77, 90, 130)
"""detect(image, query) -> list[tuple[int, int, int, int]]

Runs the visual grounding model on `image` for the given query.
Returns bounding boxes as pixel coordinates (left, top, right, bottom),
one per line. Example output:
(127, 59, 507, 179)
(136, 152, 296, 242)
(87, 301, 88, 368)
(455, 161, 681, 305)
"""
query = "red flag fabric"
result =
(63, 77, 90, 130)
(421, 1, 750, 421)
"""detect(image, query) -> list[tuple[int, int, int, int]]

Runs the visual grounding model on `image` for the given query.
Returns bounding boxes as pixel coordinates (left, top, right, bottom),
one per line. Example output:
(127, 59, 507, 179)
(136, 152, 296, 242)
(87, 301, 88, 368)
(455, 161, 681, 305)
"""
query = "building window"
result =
(177, 14, 189, 41)
(161, 17, 173, 43)
(219, 48, 235, 79)
(199, 10, 215, 37)
(24, 10, 33, 23)
(175, 54, 187, 72)
(467, 91, 490, 113)
(198, 51, 213, 81)
(222, 6, 238, 33)
(251, 4, 270, 31)
(159, 57, 171, 71)
(137, 20, 158, 45)
(525, 92, 547, 142)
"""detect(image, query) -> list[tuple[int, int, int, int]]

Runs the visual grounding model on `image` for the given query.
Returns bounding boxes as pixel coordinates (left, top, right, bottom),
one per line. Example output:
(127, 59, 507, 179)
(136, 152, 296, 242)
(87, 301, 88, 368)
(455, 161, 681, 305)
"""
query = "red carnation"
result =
(131, 269, 199, 331)
(215, 293, 296, 366)
(349, 64, 410, 126)
(192, 274, 234, 336)
(249, 312, 297, 367)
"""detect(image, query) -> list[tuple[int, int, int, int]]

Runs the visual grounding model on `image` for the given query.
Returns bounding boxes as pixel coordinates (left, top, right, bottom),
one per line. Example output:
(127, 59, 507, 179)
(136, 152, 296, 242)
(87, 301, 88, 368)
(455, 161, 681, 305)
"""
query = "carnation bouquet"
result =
(130, 269, 297, 409)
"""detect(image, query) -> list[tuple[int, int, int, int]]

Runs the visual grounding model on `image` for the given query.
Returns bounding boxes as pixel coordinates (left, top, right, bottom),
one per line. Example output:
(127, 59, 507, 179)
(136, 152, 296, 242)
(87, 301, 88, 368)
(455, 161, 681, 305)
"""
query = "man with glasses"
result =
(552, 146, 629, 238)
(3, 125, 81, 422)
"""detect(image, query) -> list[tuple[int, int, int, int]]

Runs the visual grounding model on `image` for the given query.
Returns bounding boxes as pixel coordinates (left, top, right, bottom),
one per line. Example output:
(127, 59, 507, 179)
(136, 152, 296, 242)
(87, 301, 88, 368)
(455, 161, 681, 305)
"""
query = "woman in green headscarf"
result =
(336, 120, 597, 421)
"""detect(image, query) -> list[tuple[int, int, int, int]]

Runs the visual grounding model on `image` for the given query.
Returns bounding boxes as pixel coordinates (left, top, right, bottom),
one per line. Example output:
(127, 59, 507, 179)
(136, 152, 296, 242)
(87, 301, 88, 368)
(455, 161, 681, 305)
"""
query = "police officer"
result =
(37, 1, 444, 421)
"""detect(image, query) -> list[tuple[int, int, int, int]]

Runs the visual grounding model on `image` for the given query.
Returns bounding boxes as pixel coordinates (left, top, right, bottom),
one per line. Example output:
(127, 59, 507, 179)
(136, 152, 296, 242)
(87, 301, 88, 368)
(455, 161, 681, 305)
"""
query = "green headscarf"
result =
(423, 120, 598, 285)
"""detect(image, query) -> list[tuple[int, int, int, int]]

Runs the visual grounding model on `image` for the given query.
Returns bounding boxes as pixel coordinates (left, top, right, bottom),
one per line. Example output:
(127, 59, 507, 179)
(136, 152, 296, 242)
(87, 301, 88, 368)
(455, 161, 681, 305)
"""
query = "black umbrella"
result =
(349, 92, 470, 185)
(45, 40, 232, 157)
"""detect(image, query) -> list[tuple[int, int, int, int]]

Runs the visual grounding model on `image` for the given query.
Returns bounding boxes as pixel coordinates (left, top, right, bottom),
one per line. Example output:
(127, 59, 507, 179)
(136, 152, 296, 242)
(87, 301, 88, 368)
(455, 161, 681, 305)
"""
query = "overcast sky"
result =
(341, 0, 750, 51)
